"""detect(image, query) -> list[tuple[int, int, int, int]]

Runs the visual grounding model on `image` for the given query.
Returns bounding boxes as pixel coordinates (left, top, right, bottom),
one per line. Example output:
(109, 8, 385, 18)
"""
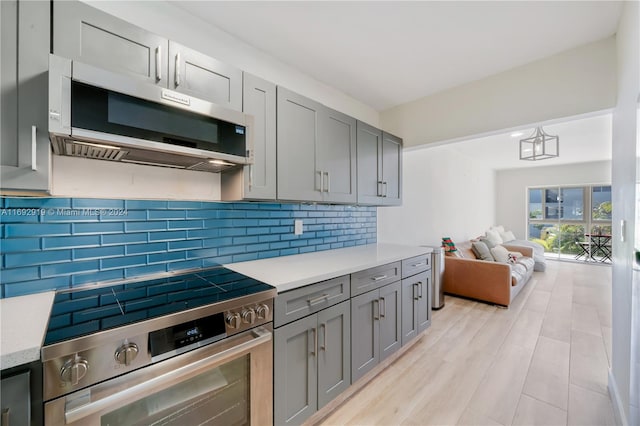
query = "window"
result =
(527, 185, 612, 261)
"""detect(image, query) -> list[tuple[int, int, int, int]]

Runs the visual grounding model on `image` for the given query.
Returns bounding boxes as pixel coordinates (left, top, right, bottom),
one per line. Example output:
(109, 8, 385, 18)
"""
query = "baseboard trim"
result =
(609, 368, 629, 426)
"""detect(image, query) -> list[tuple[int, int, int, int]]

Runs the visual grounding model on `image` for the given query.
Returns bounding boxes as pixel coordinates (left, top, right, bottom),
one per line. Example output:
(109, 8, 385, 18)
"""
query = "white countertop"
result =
(226, 243, 432, 292)
(1, 291, 55, 370)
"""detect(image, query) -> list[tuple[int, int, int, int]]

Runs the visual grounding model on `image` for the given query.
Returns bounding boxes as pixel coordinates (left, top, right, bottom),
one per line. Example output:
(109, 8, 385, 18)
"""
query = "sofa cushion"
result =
(485, 229, 503, 245)
(510, 264, 527, 286)
(500, 230, 516, 242)
(490, 245, 510, 263)
(491, 225, 505, 233)
(516, 256, 535, 271)
(479, 236, 497, 249)
(471, 241, 494, 261)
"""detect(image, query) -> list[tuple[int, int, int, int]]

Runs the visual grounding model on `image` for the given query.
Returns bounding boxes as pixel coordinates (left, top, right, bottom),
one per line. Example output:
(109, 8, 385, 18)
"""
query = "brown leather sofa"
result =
(443, 241, 535, 307)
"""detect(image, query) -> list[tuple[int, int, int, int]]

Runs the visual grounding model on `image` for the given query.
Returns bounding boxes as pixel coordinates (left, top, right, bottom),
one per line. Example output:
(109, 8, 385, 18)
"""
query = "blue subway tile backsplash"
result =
(0, 198, 376, 298)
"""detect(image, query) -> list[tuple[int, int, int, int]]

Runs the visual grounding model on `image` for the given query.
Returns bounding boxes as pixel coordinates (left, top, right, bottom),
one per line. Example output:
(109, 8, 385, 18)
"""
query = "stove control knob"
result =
(241, 308, 256, 324)
(255, 304, 270, 320)
(115, 342, 139, 366)
(60, 355, 89, 386)
(226, 312, 241, 329)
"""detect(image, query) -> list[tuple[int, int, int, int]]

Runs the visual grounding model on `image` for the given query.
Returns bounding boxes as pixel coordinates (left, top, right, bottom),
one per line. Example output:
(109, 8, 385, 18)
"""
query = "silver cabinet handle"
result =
(371, 275, 388, 281)
(174, 52, 181, 87)
(311, 327, 317, 356)
(418, 282, 423, 299)
(65, 327, 271, 424)
(377, 181, 383, 197)
(308, 293, 329, 306)
(383, 181, 388, 197)
(373, 299, 380, 320)
(317, 170, 323, 192)
(414, 283, 419, 301)
(379, 297, 386, 318)
(411, 262, 426, 267)
(320, 323, 327, 351)
(31, 125, 37, 171)
(324, 171, 330, 193)
(2, 408, 10, 426)
(155, 46, 162, 82)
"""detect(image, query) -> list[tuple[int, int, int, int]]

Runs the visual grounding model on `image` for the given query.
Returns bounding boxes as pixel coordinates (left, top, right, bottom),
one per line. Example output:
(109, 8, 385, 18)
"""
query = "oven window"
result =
(100, 356, 249, 426)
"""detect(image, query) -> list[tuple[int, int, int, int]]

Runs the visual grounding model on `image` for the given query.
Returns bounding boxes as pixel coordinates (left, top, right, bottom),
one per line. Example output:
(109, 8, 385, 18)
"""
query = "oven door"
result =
(44, 326, 272, 426)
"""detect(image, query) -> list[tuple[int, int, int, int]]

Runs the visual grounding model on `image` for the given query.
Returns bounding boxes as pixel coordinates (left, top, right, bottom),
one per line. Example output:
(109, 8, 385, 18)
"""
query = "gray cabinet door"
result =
(356, 121, 383, 205)
(417, 273, 432, 333)
(0, 0, 50, 192)
(317, 301, 351, 409)
(379, 281, 402, 361)
(381, 132, 403, 206)
(222, 73, 276, 200)
(53, 1, 168, 86)
(319, 108, 357, 204)
(274, 315, 318, 426)
(168, 41, 242, 111)
(351, 289, 379, 383)
(1, 370, 30, 426)
(277, 87, 323, 202)
(401, 276, 419, 346)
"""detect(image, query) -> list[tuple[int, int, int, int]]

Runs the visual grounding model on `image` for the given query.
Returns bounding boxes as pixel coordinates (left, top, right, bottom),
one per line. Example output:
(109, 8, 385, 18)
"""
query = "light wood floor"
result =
(320, 260, 616, 426)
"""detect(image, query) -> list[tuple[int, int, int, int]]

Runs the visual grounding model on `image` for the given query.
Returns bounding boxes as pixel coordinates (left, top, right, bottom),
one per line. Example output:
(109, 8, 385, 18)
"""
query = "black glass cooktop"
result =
(44, 267, 273, 345)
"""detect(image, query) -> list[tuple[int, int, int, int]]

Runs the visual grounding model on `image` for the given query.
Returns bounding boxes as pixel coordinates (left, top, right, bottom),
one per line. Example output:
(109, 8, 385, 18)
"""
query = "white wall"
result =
(609, 2, 640, 425)
(82, 0, 379, 126)
(378, 145, 495, 247)
(495, 161, 612, 239)
(380, 37, 617, 148)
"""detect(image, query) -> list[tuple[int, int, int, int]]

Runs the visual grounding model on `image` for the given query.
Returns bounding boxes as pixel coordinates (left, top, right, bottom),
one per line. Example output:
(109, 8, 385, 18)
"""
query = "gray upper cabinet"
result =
(381, 132, 402, 205)
(1, 0, 50, 193)
(168, 41, 242, 111)
(53, 1, 168, 87)
(221, 72, 276, 200)
(318, 108, 357, 204)
(277, 87, 323, 202)
(277, 87, 357, 204)
(356, 121, 403, 206)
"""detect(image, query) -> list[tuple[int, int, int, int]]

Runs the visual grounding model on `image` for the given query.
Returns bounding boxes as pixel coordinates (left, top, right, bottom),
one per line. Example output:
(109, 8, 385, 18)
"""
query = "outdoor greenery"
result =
(529, 224, 585, 254)
(593, 201, 612, 220)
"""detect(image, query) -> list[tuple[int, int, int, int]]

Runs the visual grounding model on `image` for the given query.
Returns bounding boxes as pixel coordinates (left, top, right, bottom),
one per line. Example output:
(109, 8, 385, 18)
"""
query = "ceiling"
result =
(432, 112, 613, 170)
(171, 1, 623, 111)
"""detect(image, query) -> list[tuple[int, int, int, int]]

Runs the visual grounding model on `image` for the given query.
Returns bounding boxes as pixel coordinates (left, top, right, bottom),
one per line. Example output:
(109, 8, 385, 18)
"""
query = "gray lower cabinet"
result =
(168, 41, 242, 111)
(401, 271, 431, 345)
(356, 121, 403, 206)
(222, 72, 276, 200)
(1, 370, 30, 426)
(351, 281, 402, 383)
(0, 0, 50, 192)
(53, 0, 169, 87)
(274, 301, 350, 426)
(277, 87, 357, 204)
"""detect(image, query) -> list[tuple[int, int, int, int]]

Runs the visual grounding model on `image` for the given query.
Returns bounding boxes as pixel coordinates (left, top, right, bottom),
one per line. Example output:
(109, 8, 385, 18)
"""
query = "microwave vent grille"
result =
(52, 138, 127, 161)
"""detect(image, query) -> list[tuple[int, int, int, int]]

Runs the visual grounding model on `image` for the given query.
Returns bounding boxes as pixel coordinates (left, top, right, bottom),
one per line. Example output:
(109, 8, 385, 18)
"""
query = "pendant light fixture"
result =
(519, 126, 559, 161)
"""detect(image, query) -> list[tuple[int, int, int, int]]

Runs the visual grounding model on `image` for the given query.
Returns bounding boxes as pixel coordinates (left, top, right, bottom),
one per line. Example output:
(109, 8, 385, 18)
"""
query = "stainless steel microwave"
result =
(48, 55, 253, 173)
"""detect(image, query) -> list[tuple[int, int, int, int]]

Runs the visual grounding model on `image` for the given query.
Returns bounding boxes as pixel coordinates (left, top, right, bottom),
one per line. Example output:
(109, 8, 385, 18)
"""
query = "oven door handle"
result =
(64, 327, 271, 424)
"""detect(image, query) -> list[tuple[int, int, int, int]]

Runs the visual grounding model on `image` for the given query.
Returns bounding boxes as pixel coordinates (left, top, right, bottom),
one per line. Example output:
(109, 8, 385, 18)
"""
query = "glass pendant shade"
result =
(519, 127, 559, 161)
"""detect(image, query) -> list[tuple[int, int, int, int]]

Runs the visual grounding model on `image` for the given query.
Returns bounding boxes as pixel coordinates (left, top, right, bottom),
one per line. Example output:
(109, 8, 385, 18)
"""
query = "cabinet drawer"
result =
(274, 275, 350, 327)
(402, 254, 431, 278)
(351, 262, 401, 296)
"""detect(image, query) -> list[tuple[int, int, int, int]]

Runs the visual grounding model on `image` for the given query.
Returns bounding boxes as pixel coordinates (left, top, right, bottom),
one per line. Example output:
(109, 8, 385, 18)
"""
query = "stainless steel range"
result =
(41, 267, 275, 426)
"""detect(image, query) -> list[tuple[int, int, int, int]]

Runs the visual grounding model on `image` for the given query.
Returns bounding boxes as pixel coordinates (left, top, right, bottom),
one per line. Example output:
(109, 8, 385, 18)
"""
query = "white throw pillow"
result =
(490, 245, 510, 263)
(485, 229, 503, 245)
(500, 230, 516, 242)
